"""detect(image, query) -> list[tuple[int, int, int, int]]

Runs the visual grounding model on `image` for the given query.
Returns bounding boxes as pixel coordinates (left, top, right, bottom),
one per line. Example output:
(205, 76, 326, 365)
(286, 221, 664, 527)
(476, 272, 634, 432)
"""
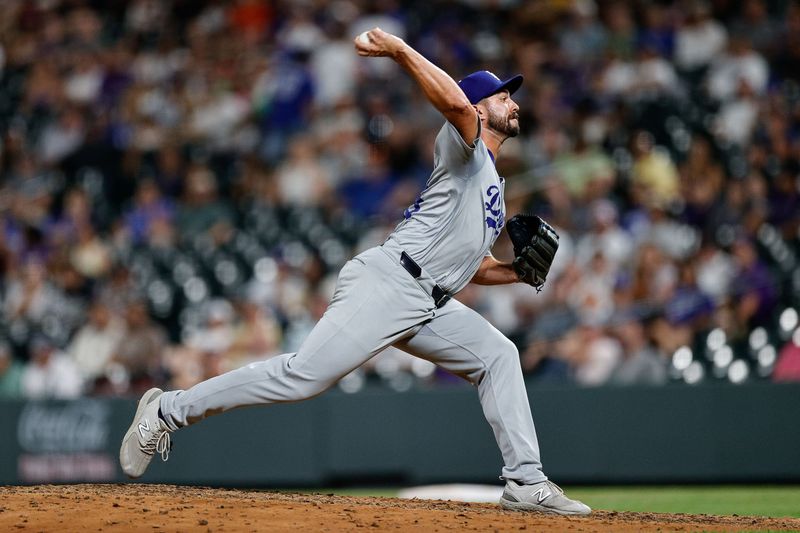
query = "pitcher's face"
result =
(482, 90, 520, 138)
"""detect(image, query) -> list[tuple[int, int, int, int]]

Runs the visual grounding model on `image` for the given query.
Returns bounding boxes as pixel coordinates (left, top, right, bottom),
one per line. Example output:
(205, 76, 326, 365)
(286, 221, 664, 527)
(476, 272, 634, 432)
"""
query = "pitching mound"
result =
(2, 484, 799, 532)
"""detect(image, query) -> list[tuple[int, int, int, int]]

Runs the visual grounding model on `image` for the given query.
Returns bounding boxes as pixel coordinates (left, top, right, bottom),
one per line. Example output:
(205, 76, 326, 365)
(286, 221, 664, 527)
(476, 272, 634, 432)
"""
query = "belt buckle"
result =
(433, 290, 451, 309)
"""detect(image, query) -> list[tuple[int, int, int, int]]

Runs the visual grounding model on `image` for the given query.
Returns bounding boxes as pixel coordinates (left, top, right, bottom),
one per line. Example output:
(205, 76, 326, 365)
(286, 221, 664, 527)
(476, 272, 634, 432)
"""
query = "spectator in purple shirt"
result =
(768, 162, 800, 237)
(124, 179, 175, 245)
(731, 237, 778, 328)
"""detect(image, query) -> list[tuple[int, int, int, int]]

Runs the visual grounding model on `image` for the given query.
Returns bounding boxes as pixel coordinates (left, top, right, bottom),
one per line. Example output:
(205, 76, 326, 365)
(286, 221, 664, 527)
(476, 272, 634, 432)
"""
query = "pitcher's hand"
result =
(354, 27, 406, 58)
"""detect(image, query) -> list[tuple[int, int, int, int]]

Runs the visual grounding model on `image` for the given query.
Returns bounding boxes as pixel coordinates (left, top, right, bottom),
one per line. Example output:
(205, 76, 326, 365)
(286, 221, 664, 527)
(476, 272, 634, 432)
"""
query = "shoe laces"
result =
(142, 425, 172, 462)
(545, 480, 565, 495)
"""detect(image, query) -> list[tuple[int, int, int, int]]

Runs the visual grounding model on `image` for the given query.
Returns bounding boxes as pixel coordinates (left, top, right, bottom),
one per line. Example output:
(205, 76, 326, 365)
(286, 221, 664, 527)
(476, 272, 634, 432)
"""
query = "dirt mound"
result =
(1, 484, 799, 532)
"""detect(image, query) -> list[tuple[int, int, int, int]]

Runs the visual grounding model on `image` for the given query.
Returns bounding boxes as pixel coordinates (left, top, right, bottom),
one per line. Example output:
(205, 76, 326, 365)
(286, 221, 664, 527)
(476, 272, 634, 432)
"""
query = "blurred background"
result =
(0, 0, 798, 491)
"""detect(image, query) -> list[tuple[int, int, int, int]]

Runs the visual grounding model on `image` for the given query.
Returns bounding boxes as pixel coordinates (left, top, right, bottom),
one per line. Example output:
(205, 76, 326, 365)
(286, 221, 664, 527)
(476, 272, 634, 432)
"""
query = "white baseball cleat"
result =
(500, 479, 591, 516)
(119, 387, 173, 479)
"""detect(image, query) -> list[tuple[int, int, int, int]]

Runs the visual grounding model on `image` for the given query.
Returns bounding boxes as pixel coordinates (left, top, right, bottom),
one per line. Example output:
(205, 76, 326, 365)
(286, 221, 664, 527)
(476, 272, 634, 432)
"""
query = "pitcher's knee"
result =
(265, 360, 336, 401)
(284, 371, 336, 401)
(471, 337, 521, 386)
(485, 336, 521, 370)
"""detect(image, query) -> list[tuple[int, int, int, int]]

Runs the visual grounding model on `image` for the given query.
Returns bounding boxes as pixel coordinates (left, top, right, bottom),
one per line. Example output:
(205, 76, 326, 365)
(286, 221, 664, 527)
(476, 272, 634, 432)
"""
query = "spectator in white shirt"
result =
(707, 35, 769, 102)
(714, 79, 761, 146)
(21, 336, 84, 399)
(674, 2, 727, 71)
(601, 44, 679, 102)
(68, 300, 126, 383)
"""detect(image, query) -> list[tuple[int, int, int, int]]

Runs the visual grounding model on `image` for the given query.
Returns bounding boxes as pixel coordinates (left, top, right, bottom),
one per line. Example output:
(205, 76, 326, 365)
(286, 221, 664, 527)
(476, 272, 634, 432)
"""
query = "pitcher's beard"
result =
(488, 114, 520, 137)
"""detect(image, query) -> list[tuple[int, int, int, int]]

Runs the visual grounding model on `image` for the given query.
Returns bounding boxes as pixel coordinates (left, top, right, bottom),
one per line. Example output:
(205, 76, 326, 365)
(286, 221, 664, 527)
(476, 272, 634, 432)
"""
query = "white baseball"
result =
(357, 31, 370, 45)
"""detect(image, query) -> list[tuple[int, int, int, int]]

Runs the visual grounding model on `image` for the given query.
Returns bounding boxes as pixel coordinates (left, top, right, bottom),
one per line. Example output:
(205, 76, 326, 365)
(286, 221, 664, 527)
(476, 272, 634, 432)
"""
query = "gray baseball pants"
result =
(159, 244, 547, 484)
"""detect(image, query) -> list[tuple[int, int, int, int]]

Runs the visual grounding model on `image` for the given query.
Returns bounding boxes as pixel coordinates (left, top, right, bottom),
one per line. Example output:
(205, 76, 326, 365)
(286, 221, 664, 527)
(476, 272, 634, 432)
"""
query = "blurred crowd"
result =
(1, 0, 800, 400)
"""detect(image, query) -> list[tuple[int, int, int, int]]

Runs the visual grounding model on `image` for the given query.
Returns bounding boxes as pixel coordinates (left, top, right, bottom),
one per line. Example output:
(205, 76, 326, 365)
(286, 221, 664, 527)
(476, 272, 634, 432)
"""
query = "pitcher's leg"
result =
(159, 317, 372, 429)
(160, 252, 430, 430)
(394, 300, 546, 484)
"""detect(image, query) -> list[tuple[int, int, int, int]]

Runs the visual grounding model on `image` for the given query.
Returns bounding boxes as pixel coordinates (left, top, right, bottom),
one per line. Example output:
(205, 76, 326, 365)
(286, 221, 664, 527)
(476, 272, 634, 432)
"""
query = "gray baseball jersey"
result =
(158, 119, 547, 485)
(387, 120, 505, 293)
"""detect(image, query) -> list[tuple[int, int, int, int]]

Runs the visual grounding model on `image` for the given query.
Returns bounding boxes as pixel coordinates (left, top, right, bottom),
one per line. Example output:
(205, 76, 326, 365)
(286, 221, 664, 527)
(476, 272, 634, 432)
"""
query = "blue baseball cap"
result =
(457, 71, 524, 105)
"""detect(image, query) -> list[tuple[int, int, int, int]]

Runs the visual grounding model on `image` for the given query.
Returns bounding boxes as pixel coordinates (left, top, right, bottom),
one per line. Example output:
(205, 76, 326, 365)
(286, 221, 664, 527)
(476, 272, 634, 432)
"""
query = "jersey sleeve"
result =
(433, 117, 486, 179)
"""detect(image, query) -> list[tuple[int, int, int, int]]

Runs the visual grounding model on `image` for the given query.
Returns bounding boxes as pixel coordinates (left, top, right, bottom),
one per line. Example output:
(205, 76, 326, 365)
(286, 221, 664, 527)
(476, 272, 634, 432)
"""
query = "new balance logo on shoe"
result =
(138, 419, 150, 439)
(532, 487, 551, 503)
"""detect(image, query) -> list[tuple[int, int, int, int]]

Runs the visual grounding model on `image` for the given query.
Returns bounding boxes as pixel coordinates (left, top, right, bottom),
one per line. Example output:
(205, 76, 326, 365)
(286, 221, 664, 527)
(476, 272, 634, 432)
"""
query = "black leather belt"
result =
(399, 251, 451, 308)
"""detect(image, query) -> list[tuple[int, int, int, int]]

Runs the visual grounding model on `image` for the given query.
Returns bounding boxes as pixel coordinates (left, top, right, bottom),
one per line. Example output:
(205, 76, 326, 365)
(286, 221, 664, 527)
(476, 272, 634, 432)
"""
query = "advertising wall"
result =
(1, 383, 798, 486)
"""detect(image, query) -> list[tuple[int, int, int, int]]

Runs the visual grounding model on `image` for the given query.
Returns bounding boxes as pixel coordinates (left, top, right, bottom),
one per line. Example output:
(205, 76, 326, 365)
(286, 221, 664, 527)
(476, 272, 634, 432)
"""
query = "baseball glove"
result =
(506, 214, 559, 291)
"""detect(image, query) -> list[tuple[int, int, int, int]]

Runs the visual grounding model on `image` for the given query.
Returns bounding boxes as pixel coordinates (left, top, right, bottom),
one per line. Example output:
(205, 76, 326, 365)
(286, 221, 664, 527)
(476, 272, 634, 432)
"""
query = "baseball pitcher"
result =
(120, 28, 590, 516)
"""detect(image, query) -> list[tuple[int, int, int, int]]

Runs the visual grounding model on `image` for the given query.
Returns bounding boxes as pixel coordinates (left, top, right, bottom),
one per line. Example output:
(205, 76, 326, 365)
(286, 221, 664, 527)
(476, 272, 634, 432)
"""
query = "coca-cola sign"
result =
(17, 401, 110, 453)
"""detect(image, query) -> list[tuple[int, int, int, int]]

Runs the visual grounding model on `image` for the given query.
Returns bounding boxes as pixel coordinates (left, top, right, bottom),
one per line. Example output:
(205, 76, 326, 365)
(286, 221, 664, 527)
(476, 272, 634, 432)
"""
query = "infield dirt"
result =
(1, 484, 799, 532)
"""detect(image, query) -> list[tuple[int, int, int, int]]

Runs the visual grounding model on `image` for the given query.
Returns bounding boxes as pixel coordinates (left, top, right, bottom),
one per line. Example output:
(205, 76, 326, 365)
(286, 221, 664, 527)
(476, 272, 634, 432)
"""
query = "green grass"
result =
(300, 486, 800, 518)
(567, 486, 800, 518)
